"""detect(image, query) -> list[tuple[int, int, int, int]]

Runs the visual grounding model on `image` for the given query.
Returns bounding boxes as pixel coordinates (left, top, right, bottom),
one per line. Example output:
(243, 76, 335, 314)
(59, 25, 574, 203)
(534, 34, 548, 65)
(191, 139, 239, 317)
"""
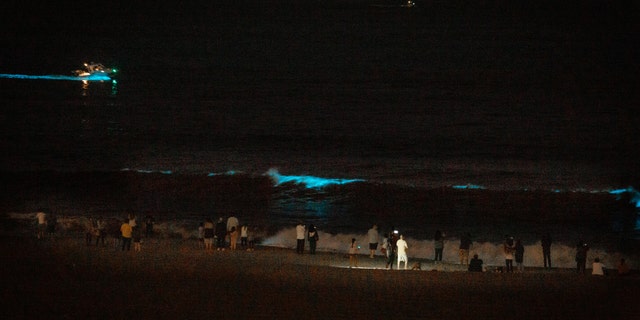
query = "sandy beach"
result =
(2, 235, 638, 319)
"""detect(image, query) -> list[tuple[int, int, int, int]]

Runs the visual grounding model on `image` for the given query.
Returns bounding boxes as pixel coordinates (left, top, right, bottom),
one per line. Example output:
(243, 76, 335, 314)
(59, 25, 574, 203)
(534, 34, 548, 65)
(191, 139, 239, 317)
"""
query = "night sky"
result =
(2, 0, 639, 186)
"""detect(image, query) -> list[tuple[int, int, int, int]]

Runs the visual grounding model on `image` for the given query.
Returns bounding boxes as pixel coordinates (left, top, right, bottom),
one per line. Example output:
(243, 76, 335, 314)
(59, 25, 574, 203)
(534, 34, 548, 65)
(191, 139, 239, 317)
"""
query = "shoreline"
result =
(3, 235, 639, 319)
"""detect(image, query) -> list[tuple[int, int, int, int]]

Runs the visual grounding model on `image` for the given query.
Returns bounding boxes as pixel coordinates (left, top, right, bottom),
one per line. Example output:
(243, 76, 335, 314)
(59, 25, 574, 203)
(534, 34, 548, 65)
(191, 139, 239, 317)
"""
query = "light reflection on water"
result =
(0, 73, 112, 81)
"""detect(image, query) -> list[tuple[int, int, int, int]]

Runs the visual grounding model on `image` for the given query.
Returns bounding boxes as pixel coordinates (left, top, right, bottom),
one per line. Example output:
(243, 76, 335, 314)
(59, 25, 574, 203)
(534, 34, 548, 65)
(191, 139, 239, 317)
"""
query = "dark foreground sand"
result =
(2, 236, 639, 319)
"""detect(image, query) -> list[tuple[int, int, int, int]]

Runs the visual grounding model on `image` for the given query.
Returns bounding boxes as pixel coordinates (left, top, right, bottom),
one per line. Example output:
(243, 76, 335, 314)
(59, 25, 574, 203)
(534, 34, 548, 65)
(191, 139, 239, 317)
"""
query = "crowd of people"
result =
(33, 211, 634, 275)
(197, 216, 257, 252)
(320, 222, 633, 275)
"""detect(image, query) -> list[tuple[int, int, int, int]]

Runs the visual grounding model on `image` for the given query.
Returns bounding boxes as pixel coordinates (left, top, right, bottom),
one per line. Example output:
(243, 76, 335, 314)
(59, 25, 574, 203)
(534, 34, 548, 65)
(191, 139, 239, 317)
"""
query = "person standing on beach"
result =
(95, 216, 106, 246)
(120, 219, 132, 251)
(541, 233, 552, 269)
(349, 238, 359, 268)
(296, 221, 306, 254)
(247, 225, 256, 251)
(459, 232, 472, 265)
(384, 230, 398, 270)
(576, 241, 589, 274)
(227, 216, 239, 234)
(308, 224, 319, 254)
(128, 213, 137, 232)
(85, 217, 95, 246)
(296, 222, 306, 254)
(110, 222, 121, 250)
(133, 224, 142, 252)
(215, 217, 227, 250)
(396, 234, 409, 270)
(145, 214, 155, 238)
(46, 213, 57, 240)
(515, 239, 525, 273)
(229, 226, 238, 250)
(434, 230, 444, 262)
(203, 220, 213, 250)
(504, 236, 515, 272)
(36, 211, 47, 240)
(367, 224, 379, 258)
(240, 224, 249, 250)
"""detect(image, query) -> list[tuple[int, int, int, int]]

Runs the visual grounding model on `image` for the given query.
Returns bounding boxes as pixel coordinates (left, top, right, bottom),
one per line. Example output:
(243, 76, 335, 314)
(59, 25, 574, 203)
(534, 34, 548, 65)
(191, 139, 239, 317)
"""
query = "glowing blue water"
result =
(0, 73, 112, 81)
(266, 169, 365, 189)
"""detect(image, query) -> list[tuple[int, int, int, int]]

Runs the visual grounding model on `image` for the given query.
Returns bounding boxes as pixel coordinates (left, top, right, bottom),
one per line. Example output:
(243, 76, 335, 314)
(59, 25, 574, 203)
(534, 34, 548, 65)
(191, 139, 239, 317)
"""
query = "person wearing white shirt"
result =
(367, 224, 379, 258)
(296, 222, 306, 254)
(227, 216, 239, 232)
(240, 224, 249, 250)
(396, 235, 409, 269)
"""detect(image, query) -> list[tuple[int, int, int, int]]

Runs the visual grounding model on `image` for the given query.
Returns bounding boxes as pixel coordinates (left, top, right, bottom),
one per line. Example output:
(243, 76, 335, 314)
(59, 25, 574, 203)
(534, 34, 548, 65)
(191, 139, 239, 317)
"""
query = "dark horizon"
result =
(2, 0, 639, 187)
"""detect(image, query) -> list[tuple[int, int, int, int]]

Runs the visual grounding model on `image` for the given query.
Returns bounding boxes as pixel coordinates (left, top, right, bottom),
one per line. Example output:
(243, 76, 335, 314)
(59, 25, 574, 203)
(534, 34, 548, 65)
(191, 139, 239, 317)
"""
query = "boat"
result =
(72, 62, 117, 78)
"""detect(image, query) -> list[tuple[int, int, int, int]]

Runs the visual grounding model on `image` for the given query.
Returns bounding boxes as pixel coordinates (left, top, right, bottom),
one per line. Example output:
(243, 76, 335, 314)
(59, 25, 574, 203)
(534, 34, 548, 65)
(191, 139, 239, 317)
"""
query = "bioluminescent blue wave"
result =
(452, 184, 485, 190)
(610, 187, 640, 209)
(266, 169, 364, 189)
(0, 73, 112, 81)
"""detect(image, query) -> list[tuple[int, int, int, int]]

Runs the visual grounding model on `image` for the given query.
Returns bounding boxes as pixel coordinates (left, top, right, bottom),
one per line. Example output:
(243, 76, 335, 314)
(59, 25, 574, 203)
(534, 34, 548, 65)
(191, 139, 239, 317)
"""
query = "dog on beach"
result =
(411, 262, 422, 270)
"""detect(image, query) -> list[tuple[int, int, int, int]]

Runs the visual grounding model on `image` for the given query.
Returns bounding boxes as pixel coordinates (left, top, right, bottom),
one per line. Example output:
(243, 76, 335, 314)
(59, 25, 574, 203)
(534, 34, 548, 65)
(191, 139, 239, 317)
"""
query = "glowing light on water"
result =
(452, 184, 485, 190)
(0, 73, 112, 81)
(266, 169, 364, 189)
(610, 187, 640, 208)
(208, 170, 239, 176)
(111, 80, 118, 96)
(609, 187, 640, 233)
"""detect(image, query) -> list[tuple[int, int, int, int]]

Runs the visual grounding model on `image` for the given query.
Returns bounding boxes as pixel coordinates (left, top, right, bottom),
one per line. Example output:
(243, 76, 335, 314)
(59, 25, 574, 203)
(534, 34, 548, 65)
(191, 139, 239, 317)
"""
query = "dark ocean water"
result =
(2, 1, 639, 266)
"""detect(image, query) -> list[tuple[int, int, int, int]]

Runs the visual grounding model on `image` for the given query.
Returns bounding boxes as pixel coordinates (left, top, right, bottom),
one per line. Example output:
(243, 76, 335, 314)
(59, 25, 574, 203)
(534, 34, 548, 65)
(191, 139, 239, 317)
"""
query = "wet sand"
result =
(2, 236, 639, 319)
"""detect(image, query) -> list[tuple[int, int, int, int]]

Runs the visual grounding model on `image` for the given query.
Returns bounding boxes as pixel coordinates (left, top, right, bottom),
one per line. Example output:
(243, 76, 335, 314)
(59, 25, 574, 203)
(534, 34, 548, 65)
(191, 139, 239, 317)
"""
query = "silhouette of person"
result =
(459, 232, 472, 265)
(215, 217, 227, 250)
(541, 233, 552, 269)
(468, 254, 483, 272)
(385, 229, 398, 270)
(515, 239, 525, 273)
(504, 236, 515, 272)
(434, 230, 444, 262)
(308, 225, 319, 254)
(575, 240, 589, 274)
